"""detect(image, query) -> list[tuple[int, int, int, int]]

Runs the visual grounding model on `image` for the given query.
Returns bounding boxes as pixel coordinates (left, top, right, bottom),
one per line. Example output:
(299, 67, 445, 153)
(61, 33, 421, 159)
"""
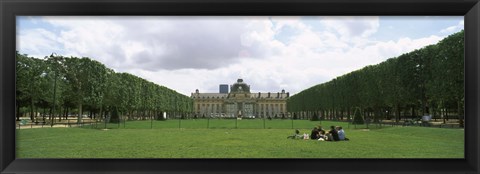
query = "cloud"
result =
(319, 16, 380, 38)
(16, 28, 63, 58)
(132, 17, 248, 70)
(28, 16, 265, 71)
(240, 17, 286, 58)
(440, 20, 464, 34)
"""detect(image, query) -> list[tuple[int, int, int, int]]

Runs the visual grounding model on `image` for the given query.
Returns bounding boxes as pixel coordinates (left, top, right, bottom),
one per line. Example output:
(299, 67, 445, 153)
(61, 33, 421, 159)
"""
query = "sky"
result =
(16, 16, 464, 96)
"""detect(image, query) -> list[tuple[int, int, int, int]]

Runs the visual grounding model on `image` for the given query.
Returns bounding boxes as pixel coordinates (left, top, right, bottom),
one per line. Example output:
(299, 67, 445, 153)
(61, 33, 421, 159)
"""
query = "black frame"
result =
(1, 0, 479, 173)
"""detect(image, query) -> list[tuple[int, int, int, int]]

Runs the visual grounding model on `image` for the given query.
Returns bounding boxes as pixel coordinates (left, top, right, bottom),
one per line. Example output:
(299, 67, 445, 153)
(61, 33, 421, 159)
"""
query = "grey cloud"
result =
(118, 17, 260, 71)
(74, 41, 128, 71)
(30, 16, 273, 72)
(131, 50, 154, 67)
(343, 21, 377, 37)
(23, 16, 287, 75)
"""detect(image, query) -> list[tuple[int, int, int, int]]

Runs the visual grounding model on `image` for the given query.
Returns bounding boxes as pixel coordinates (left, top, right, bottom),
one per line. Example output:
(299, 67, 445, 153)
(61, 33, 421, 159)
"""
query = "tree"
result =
(16, 53, 195, 126)
(16, 53, 50, 121)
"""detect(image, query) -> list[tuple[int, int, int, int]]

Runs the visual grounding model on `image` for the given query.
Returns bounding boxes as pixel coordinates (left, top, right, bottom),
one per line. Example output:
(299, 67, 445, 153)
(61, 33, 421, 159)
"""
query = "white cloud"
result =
(440, 20, 464, 34)
(35, 16, 257, 71)
(17, 28, 62, 58)
(320, 16, 380, 38)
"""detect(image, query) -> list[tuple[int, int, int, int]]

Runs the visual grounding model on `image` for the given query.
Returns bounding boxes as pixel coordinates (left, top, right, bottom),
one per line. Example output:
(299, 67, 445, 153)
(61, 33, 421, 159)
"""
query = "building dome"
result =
(230, 79, 250, 93)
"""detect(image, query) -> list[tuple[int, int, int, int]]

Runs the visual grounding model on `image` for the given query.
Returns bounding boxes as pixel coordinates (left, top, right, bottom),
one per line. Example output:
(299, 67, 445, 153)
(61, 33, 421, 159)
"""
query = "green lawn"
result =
(84, 119, 343, 129)
(16, 120, 464, 158)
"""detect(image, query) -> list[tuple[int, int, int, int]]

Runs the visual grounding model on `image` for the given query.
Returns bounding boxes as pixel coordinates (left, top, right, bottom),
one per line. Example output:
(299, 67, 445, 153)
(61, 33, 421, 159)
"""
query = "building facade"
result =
(191, 79, 289, 118)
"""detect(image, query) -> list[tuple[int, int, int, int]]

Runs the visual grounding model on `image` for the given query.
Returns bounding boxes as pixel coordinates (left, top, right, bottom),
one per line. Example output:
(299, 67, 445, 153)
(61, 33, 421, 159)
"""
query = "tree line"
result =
(287, 30, 464, 127)
(16, 52, 193, 124)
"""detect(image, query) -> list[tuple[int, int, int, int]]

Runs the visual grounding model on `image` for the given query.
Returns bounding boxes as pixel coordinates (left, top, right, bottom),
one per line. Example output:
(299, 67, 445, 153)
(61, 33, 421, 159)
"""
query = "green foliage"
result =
(16, 52, 194, 123)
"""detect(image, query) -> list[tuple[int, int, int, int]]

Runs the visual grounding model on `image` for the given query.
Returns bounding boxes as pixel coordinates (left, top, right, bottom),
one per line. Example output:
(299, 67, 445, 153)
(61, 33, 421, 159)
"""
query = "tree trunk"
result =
(341, 108, 345, 120)
(77, 103, 83, 123)
(99, 106, 103, 121)
(58, 107, 62, 122)
(374, 108, 379, 123)
(411, 106, 415, 119)
(443, 108, 446, 123)
(64, 107, 69, 120)
(49, 107, 53, 123)
(42, 107, 46, 122)
(16, 102, 21, 121)
(30, 98, 34, 121)
(422, 98, 429, 116)
(458, 100, 464, 128)
(347, 108, 351, 121)
(446, 108, 449, 121)
(395, 104, 400, 123)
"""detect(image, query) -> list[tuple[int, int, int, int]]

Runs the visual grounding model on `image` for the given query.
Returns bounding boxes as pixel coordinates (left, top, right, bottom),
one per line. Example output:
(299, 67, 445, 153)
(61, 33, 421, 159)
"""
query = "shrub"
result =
(109, 107, 120, 123)
(293, 113, 298, 120)
(352, 107, 364, 125)
(310, 112, 319, 121)
(157, 113, 166, 121)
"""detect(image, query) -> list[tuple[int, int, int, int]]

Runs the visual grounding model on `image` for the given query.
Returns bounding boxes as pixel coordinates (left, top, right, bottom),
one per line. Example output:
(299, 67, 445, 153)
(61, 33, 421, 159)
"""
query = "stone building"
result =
(191, 79, 289, 118)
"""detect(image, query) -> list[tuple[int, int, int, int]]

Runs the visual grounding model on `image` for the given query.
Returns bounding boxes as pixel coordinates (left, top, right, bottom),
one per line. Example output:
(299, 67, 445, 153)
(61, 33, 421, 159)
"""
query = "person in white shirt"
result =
(336, 126, 348, 141)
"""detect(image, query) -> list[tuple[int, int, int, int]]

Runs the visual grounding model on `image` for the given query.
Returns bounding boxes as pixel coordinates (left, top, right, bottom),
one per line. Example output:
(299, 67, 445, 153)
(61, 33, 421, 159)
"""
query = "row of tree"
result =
(287, 30, 464, 127)
(16, 52, 193, 124)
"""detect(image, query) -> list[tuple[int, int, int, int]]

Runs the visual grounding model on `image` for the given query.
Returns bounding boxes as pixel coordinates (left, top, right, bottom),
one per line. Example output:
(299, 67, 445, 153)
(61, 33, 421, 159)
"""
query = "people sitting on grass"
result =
(336, 126, 349, 141)
(327, 126, 340, 141)
(317, 126, 325, 133)
(318, 130, 327, 141)
(310, 127, 320, 140)
(287, 126, 349, 141)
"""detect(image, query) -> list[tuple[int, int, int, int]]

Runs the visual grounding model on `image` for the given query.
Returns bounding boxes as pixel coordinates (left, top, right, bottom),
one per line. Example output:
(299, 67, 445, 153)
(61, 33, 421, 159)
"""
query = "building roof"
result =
(191, 79, 289, 99)
(191, 93, 228, 99)
(192, 92, 288, 99)
(251, 92, 289, 99)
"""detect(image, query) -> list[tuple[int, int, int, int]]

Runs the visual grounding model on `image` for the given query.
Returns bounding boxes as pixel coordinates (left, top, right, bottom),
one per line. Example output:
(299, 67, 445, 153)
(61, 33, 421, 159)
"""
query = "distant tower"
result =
(219, 84, 229, 94)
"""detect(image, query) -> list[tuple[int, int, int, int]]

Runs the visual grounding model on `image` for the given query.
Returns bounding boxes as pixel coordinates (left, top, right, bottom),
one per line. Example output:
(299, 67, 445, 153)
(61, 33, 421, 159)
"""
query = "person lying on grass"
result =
(287, 129, 302, 139)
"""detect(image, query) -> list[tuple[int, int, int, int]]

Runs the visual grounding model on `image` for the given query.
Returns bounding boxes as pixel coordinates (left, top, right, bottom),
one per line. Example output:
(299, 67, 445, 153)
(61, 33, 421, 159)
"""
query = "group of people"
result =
(288, 126, 349, 141)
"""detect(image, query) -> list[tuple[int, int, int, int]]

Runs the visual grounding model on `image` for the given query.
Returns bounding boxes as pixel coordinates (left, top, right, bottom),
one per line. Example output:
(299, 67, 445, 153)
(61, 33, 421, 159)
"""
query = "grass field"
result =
(16, 120, 464, 158)
(81, 119, 354, 129)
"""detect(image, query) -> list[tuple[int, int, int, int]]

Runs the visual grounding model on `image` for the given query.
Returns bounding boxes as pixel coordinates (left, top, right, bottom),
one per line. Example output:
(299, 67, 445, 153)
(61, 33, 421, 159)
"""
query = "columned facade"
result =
(191, 79, 289, 118)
